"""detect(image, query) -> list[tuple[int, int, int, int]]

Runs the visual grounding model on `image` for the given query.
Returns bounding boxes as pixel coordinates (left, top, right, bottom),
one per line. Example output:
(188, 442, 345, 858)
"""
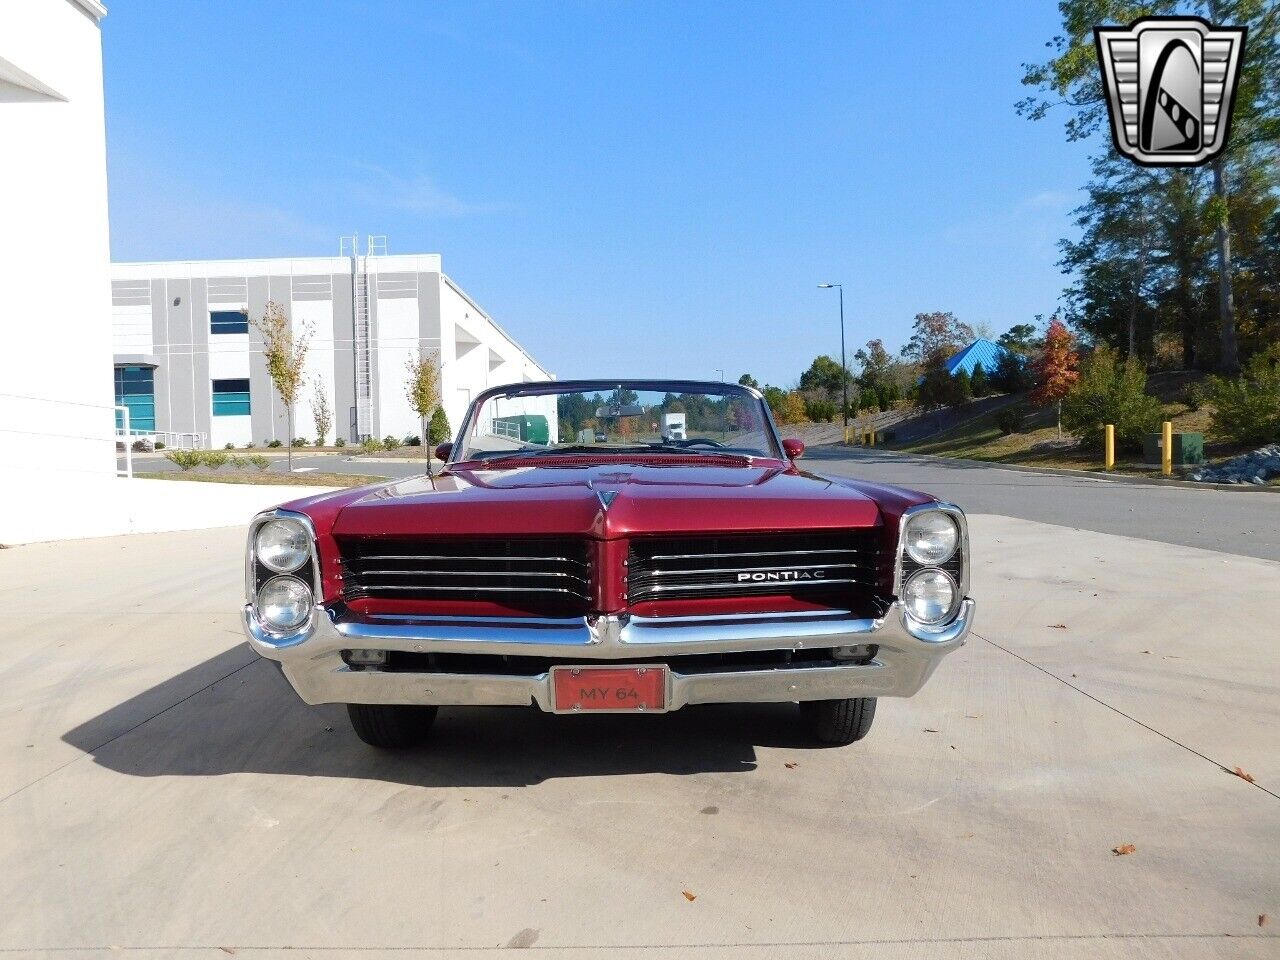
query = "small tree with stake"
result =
(405, 348, 441, 474)
(310, 375, 332, 447)
(1031, 316, 1079, 440)
(253, 300, 311, 471)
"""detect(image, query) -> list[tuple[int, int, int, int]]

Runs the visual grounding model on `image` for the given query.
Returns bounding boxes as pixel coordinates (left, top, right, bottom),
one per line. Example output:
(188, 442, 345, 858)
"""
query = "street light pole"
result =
(818, 283, 848, 440)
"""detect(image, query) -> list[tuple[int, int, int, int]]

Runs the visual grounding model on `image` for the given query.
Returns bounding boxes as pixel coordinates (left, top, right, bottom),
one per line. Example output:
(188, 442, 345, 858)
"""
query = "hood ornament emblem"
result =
(596, 490, 619, 511)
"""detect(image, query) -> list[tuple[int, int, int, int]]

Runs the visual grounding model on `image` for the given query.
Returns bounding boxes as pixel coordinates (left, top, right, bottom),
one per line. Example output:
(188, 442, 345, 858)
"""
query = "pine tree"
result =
(970, 362, 989, 397)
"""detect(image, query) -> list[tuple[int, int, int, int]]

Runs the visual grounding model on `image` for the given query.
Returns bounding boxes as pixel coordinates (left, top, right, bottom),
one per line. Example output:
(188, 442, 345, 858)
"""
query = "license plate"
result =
(551, 665, 668, 713)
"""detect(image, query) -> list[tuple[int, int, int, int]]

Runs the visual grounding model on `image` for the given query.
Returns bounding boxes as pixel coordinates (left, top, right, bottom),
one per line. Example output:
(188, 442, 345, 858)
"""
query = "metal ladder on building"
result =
(342, 234, 387, 440)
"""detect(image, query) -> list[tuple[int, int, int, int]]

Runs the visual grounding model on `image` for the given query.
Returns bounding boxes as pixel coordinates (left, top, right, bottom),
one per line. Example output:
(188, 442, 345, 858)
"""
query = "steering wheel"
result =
(677, 437, 725, 448)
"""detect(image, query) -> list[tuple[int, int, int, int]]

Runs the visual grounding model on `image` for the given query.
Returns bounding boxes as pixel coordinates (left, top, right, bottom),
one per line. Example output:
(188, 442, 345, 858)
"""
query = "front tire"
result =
(346, 704, 438, 749)
(800, 697, 876, 745)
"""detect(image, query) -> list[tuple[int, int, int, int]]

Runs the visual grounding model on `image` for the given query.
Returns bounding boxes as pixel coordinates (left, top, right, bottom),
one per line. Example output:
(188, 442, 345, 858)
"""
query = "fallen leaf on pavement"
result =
(1232, 766, 1256, 783)
(964, 714, 981, 719)
(219, 950, 237, 957)
(1260, 914, 1269, 927)
(1140, 650, 1152, 654)
(682, 890, 697, 902)
(784, 761, 798, 769)
(923, 728, 940, 733)
(1112, 843, 1136, 856)
(1048, 624, 1067, 629)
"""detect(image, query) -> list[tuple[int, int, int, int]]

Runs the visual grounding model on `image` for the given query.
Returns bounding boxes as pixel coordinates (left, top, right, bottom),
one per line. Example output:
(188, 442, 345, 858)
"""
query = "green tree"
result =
(798, 355, 851, 394)
(428, 407, 452, 446)
(1020, 0, 1280, 372)
(1061, 346, 1162, 450)
(309, 375, 332, 447)
(970, 362, 990, 397)
(997, 323, 1040, 355)
(737, 373, 759, 389)
(252, 300, 311, 471)
(404, 349, 441, 474)
(1207, 346, 1280, 444)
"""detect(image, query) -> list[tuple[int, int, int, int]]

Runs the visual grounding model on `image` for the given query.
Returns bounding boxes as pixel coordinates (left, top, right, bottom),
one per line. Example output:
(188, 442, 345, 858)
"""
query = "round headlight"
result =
(257, 576, 313, 631)
(256, 519, 310, 573)
(904, 511, 959, 565)
(903, 569, 956, 625)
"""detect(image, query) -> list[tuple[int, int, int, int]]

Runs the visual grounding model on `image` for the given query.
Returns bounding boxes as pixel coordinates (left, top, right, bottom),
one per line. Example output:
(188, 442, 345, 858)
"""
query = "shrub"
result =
(202, 451, 230, 469)
(769, 390, 807, 425)
(1183, 382, 1206, 412)
(224, 442, 235, 450)
(246, 454, 270, 471)
(334, 437, 346, 448)
(154, 441, 166, 450)
(428, 407, 452, 445)
(382, 435, 401, 450)
(291, 437, 308, 447)
(804, 398, 836, 423)
(404, 434, 422, 447)
(1207, 349, 1280, 445)
(360, 437, 381, 454)
(267, 439, 283, 448)
(164, 450, 202, 470)
(995, 407, 1024, 435)
(245, 441, 255, 449)
(314, 437, 326, 447)
(1060, 346, 1162, 450)
(130, 439, 153, 453)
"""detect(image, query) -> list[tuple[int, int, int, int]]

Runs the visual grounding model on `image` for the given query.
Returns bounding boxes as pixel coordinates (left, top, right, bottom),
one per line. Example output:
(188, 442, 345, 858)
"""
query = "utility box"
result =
(492, 414, 550, 445)
(1143, 431, 1204, 465)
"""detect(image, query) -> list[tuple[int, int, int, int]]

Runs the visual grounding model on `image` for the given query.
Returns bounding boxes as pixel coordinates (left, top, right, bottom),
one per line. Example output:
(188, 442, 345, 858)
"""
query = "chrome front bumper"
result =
(243, 599, 973, 711)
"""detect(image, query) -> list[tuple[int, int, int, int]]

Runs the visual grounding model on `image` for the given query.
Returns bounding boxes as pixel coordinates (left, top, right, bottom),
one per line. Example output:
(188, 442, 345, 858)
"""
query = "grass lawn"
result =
(137, 471, 387, 488)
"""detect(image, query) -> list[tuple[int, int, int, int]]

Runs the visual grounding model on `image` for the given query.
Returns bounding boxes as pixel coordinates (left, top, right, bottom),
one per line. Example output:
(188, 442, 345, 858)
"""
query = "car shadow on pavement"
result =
(62, 644, 830, 787)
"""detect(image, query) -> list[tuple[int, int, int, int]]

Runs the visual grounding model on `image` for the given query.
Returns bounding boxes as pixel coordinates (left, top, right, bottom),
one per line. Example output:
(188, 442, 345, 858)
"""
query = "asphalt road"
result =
(806, 447, 1280, 562)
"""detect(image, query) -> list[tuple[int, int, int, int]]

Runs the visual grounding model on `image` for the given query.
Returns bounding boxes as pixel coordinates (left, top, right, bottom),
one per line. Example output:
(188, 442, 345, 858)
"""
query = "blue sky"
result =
(103, 1, 1093, 386)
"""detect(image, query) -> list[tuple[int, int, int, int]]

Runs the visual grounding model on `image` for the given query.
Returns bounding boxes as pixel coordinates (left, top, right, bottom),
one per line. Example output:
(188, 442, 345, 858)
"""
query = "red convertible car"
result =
(242, 380, 972, 747)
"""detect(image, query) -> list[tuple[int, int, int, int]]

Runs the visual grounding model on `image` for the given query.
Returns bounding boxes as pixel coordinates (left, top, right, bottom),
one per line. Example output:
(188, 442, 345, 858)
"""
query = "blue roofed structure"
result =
(944, 338, 1012, 378)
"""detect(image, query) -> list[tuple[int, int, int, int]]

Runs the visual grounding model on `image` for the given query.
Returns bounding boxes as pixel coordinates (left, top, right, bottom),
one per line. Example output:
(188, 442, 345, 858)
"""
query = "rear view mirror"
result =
(434, 442, 453, 462)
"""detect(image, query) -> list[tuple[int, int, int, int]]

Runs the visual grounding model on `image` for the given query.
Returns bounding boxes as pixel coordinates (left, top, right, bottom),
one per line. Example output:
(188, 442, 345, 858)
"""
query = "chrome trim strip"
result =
(628, 578, 861, 597)
(352, 554, 587, 566)
(631, 561, 860, 578)
(347, 584, 589, 596)
(638, 547, 871, 562)
(354, 568, 588, 582)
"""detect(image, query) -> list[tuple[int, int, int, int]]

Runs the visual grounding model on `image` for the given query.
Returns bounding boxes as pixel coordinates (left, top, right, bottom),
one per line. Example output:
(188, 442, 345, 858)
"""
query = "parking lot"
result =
(2, 458, 1278, 958)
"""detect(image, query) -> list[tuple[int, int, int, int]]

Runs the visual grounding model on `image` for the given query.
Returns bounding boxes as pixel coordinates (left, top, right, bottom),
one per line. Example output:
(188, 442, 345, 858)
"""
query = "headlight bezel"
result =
(246, 509, 319, 637)
(894, 502, 968, 627)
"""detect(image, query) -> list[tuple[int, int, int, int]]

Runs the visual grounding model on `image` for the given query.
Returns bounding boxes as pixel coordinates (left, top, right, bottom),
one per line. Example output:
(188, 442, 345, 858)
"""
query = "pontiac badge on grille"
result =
(1094, 16, 1246, 168)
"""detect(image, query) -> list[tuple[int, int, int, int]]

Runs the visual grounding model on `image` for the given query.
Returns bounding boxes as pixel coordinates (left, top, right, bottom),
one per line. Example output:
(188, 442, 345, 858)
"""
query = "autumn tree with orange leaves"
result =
(1031, 317, 1079, 440)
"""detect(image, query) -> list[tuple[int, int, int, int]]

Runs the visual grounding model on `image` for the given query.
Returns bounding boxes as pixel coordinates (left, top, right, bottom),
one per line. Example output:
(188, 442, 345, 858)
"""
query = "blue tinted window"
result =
(210, 310, 249, 335)
(212, 378, 251, 416)
(114, 366, 156, 432)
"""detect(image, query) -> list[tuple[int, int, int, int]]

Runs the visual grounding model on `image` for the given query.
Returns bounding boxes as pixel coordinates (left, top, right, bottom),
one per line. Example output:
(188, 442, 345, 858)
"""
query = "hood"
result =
(329, 462, 883, 539)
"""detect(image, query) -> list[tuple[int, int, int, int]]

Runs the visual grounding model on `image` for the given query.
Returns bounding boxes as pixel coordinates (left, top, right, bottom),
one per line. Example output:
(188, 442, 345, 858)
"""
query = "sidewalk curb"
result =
(809, 445, 1280, 494)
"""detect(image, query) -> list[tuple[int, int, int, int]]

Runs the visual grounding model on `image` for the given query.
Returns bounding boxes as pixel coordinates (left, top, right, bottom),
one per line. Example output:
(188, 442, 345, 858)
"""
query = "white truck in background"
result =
(661, 412, 686, 441)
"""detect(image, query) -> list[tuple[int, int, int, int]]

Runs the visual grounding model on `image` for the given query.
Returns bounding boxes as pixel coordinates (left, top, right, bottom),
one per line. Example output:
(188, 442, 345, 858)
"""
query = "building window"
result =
(114, 366, 156, 432)
(210, 309, 249, 335)
(212, 378, 251, 416)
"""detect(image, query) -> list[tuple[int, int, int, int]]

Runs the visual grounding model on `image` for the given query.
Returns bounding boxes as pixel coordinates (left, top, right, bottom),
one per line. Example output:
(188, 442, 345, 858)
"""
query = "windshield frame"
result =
(449, 379, 786, 464)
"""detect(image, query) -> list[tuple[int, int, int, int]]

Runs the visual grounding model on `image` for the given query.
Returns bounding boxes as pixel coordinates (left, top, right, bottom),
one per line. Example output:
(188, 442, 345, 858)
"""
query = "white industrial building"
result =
(111, 244, 553, 449)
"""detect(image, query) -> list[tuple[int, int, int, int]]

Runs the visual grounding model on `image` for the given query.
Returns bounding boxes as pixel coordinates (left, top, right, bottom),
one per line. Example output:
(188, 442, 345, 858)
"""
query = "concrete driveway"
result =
(1, 516, 1277, 958)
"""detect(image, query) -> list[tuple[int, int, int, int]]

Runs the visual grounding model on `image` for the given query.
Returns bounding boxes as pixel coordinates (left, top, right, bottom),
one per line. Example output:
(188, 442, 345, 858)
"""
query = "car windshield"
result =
(455, 382, 782, 462)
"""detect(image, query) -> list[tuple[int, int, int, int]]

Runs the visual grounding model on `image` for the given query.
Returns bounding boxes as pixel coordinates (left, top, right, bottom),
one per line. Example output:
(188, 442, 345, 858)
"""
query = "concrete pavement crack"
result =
(974, 630, 1279, 801)
(0, 654, 260, 807)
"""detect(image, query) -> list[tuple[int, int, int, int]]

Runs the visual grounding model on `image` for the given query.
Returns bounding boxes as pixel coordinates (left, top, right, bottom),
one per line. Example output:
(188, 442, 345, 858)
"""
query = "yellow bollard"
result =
(1161, 420, 1173, 476)
(869, 430, 876, 448)
(1104, 424, 1115, 471)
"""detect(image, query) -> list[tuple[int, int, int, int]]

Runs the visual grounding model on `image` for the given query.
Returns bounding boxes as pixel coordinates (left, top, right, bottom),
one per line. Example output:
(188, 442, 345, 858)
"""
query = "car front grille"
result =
(626, 531, 881, 606)
(338, 537, 590, 614)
